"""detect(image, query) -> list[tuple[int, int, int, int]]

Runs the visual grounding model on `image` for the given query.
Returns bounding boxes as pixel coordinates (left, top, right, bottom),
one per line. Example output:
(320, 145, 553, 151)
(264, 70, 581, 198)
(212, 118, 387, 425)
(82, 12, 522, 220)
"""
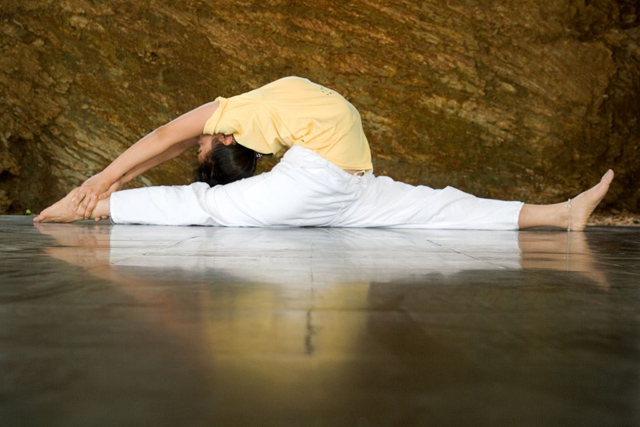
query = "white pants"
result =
(111, 146, 524, 229)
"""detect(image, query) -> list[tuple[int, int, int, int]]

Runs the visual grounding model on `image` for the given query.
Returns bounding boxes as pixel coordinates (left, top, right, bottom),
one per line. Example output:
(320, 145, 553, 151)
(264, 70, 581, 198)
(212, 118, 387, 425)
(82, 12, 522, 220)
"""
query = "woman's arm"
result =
(74, 101, 219, 217)
(118, 136, 199, 186)
(93, 137, 200, 201)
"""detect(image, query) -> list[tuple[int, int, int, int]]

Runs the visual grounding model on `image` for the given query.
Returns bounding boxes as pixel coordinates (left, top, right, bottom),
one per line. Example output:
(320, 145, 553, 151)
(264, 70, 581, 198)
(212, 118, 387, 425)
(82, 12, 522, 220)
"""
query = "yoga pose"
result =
(34, 77, 614, 229)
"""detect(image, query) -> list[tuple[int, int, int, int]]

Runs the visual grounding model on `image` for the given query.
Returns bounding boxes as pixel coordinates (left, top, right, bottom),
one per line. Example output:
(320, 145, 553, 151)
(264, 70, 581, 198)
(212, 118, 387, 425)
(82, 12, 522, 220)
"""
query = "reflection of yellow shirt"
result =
(203, 76, 373, 170)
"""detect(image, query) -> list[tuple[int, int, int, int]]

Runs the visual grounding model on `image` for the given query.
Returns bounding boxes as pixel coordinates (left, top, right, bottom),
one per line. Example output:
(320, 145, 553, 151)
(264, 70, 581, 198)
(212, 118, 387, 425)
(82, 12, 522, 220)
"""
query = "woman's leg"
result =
(518, 170, 614, 230)
(338, 176, 525, 230)
(337, 169, 614, 230)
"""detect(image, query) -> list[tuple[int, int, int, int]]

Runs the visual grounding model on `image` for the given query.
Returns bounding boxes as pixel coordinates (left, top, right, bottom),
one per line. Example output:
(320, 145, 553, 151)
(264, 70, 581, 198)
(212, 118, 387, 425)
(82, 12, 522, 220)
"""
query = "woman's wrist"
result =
(119, 172, 132, 185)
(98, 168, 121, 186)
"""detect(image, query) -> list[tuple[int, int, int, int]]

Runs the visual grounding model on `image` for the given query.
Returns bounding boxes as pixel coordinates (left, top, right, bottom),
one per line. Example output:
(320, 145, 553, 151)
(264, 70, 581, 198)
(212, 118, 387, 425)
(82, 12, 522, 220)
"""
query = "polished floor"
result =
(1, 215, 639, 427)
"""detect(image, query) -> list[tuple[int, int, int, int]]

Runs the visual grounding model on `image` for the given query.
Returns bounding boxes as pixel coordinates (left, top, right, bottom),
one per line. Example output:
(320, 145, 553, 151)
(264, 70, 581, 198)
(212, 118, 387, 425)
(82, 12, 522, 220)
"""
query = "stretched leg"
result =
(518, 170, 614, 230)
(337, 176, 525, 230)
(337, 169, 614, 231)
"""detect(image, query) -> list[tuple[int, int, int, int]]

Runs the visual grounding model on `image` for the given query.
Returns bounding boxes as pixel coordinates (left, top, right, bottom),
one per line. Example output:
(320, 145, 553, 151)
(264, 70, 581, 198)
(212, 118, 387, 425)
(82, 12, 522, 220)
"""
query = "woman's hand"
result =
(103, 178, 123, 198)
(72, 173, 114, 219)
(89, 179, 123, 221)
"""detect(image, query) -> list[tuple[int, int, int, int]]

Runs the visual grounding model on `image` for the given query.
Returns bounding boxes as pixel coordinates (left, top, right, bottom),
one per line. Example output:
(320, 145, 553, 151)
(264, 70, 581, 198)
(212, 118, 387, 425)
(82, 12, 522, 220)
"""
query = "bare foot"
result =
(518, 232, 610, 290)
(34, 189, 84, 223)
(567, 169, 614, 231)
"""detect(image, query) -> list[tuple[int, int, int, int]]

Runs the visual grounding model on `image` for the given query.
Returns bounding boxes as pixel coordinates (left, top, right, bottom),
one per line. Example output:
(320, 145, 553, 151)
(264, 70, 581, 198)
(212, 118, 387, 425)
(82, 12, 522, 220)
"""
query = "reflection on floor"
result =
(1, 215, 639, 426)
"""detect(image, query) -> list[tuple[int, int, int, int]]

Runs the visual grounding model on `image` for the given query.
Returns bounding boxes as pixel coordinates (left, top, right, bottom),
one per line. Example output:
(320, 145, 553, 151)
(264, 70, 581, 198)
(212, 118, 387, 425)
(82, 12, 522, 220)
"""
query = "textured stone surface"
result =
(2, 216, 640, 425)
(1, 0, 638, 214)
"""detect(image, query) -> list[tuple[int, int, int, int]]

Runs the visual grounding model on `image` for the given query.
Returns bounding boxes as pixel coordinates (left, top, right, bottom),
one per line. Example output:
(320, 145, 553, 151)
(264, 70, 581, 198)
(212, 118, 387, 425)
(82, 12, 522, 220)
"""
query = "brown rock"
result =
(1, 0, 638, 216)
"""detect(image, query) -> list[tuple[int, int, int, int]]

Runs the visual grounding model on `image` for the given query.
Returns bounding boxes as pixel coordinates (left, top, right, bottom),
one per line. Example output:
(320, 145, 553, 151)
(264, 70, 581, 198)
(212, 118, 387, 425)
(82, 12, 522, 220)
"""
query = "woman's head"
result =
(194, 134, 258, 187)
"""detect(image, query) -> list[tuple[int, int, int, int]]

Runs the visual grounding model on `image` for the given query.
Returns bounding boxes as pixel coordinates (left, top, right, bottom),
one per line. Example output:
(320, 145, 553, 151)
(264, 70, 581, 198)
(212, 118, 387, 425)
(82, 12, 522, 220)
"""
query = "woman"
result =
(34, 77, 614, 229)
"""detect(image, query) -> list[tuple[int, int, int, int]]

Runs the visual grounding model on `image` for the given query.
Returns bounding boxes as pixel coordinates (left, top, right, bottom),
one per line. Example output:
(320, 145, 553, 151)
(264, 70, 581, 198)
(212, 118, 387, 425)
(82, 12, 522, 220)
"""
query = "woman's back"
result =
(203, 76, 373, 171)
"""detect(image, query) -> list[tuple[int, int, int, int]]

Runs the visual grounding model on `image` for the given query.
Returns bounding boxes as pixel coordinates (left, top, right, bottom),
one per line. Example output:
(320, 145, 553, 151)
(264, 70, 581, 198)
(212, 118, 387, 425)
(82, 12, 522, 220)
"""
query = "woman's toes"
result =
(570, 169, 615, 230)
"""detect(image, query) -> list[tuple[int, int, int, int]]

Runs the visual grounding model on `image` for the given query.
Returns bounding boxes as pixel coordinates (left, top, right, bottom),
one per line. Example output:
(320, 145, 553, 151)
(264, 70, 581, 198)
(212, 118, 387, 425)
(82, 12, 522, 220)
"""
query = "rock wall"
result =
(1, 0, 638, 214)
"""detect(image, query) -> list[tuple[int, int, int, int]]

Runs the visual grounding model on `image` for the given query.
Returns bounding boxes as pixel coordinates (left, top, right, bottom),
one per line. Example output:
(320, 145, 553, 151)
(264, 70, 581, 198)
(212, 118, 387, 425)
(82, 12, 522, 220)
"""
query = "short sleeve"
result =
(203, 96, 228, 135)
(202, 94, 261, 138)
(200, 90, 276, 154)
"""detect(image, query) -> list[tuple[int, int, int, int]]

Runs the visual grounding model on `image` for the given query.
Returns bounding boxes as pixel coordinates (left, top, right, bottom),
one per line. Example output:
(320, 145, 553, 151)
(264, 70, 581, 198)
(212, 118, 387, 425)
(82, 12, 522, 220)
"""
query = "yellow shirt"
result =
(203, 76, 373, 170)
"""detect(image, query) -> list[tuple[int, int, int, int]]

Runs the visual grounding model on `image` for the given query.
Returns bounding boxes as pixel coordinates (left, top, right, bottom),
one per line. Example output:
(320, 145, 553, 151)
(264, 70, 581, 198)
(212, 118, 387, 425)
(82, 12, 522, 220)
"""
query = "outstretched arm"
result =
(94, 137, 200, 200)
(116, 136, 199, 187)
(73, 101, 219, 218)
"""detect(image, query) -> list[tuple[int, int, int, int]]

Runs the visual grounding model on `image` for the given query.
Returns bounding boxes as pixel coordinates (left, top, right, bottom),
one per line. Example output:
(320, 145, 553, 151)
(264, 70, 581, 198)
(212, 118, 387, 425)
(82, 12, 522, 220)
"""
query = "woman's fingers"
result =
(72, 186, 85, 204)
(73, 185, 98, 210)
(73, 190, 88, 210)
(74, 175, 115, 209)
(82, 195, 99, 219)
(77, 192, 93, 217)
(42, 184, 106, 221)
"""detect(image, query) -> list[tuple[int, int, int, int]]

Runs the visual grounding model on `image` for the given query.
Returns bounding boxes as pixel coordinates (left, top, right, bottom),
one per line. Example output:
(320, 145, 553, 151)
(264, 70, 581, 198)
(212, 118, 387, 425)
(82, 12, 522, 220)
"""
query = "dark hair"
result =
(193, 142, 258, 187)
